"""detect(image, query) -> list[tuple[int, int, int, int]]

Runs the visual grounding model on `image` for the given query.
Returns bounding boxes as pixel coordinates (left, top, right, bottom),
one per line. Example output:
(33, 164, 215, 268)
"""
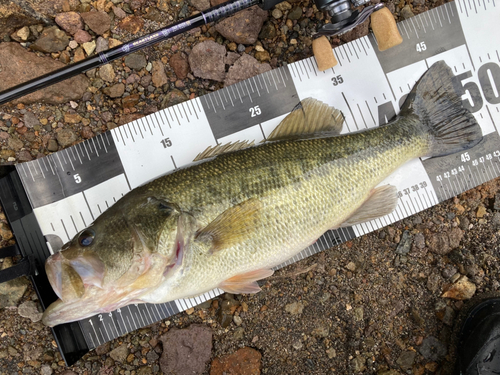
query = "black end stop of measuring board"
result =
(0, 165, 89, 366)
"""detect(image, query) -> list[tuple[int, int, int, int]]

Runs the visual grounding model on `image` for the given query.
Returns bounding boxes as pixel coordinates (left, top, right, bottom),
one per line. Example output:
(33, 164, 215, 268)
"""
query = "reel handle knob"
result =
(370, 7, 402, 51)
(312, 36, 338, 71)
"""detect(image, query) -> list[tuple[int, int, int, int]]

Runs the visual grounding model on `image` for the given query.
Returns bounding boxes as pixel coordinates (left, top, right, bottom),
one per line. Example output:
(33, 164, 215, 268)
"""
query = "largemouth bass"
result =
(42, 61, 483, 327)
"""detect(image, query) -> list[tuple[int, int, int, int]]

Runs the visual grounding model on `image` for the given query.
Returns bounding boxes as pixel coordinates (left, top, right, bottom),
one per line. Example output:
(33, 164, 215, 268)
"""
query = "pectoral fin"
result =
(339, 185, 398, 227)
(219, 269, 274, 294)
(267, 98, 344, 141)
(196, 198, 262, 253)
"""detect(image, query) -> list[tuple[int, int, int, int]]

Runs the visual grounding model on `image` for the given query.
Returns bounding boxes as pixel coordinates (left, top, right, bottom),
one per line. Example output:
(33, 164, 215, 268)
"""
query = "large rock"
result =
(0, 43, 89, 104)
(159, 324, 212, 375)
(224, 54, 271, 86)
(210, 347, 262, 375)
(215, 6, 267, 44)
(189, 40, 226, 82)
(81, 11, 110, 35)
(0, 1, 53, 36)
(55, 12, 84, 35)
(30, 26, 70, 53)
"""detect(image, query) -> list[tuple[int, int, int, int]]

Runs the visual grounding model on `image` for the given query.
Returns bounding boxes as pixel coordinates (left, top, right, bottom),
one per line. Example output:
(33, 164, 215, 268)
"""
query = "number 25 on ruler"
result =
(249, 105, 261, 118)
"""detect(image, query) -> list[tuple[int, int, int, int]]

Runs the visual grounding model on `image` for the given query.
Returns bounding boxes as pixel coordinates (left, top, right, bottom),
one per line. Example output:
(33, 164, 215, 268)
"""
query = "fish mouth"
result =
(43, 251, 172, 327)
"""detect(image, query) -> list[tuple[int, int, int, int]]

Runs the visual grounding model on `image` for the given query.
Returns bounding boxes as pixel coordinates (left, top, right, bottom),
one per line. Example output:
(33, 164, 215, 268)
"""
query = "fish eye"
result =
(79, 229, 95, 247)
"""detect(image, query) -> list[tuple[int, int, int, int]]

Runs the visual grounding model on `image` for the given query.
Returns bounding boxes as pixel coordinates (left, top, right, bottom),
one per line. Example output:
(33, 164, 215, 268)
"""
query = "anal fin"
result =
(340, 185, 398, 227)
(219, 269, 274, 294)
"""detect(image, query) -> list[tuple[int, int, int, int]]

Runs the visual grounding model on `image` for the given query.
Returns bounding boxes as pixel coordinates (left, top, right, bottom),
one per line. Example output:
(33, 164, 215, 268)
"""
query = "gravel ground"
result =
(1, 0, 500, 374)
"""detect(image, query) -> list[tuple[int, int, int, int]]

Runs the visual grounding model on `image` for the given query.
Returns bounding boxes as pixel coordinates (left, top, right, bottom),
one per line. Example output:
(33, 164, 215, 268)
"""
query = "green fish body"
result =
(42, 61, 482, 327)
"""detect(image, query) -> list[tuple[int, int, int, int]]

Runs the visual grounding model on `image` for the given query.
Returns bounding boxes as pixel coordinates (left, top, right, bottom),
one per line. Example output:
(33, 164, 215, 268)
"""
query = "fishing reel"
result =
(311, 0, 403, 70)
(262, 0, 402, 71)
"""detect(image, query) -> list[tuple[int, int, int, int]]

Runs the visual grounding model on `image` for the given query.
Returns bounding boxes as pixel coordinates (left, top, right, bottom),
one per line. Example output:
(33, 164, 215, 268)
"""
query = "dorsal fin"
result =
(267, 98, 344, 141)
(193, 140, 255, 162)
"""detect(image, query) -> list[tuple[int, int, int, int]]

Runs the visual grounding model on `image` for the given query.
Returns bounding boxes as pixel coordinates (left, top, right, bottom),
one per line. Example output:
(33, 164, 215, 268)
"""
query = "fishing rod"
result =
(0, 0, 399, 105)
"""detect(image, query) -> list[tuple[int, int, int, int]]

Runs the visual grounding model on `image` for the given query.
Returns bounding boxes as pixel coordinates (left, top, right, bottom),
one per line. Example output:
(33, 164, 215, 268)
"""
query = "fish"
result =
(42, 61, 483, 327)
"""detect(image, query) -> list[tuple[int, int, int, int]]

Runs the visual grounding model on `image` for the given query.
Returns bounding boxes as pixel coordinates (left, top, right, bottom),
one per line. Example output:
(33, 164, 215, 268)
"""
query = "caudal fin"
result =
(401, 61, 483, 157)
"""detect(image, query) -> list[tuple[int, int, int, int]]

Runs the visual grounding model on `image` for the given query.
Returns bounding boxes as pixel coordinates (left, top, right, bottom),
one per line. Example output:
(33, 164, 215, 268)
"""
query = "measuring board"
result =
(0, 0, 499, 365)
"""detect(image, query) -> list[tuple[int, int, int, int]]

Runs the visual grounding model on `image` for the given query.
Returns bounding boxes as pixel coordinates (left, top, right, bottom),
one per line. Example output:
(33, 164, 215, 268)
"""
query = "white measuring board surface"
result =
(11, 0, 500, 352)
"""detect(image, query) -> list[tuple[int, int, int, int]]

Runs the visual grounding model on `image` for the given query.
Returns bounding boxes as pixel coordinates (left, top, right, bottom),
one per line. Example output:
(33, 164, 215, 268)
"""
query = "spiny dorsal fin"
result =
(339, 185, 398, 227)
(267, 98, 344, 141)
(193, 140, 255, 162)
(195, 198, 262, 253)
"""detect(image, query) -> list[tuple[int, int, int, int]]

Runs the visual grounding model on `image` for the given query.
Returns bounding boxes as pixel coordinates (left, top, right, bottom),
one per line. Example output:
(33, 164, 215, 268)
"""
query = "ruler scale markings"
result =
(69, 215, 78, 233)
(333, 49, 342, 67)
(290, 63, 300, 81)
(181, 102, 190, 122)
(490, 159, 500, 176)
(252, 77, 261, 97)
(423, 11, 430, 29)
(190, 100, 199, 120)
(435, 7, 443, 27)
(400, 21, 411, 39)
(126, 306, 139, 330)
(279, 66, 289, 84)
(41, 158, 50, 173)
(243, 81, 253, 103)
(354, 39, 362, 54)
(55, 153, 65, 172)
(365, 101, 376, 125)
(208, 94, 217, 114)
(342, 45, 351, 63)
(472, 0, 478, 13)
(342, 92, 359, 130)
(167, 107, 175, 124)
(140, 118, 148, 134)
(217, 91, 226, 110)
(25, 162, 36, 182)
(82, 142, 92, 160)
(212, 92, 220, 107)
(152, 304, 162, 321)
(36, 160, 45, 179)
(449, 1, 455, 16)
(270, 70, 280, 90)
(418, 14, 427, 33)
(247, 79, 255, 94)
(144, 117, 154, 136)
(230, 86, 237, 104)
(234, 83, 244, 103)
(308, 60, 316, 75)
(184, 101, 193, 117)
(110, 314, 120, 337)
(426, 12, 434, 30)
(91, 138, 100, 157)
(19, 163, 28, 179)
(350, 42, 359, 60)
(409, 17, 420, 39)
(175, 104, 184, 120)
(274, 68, 282, 83)
(443, 3, 451, 23)
(173, 106, 182, 125)
(101, 321, 111, 341)
(203, 96, 211, 111)
(357, 103, 368, 129)
(359, 38, 368, 56)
